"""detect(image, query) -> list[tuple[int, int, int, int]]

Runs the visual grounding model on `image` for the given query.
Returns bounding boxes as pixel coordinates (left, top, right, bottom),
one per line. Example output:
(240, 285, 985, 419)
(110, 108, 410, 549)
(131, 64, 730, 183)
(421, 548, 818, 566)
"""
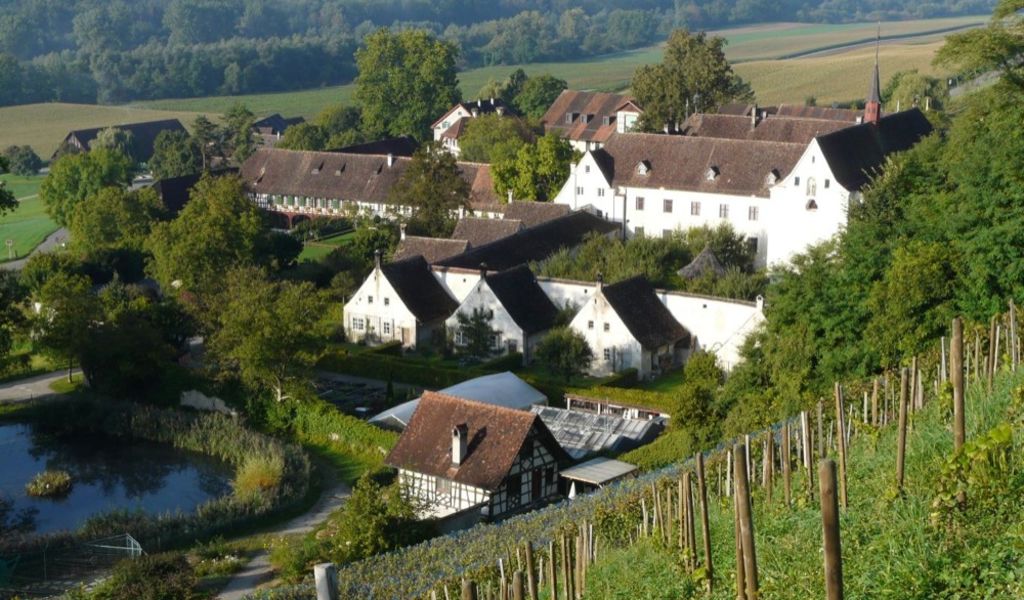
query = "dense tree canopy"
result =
(492, 133, 577, 202)
(389, 143, 469, 237)
(535, 326, 593, 382)
(40, 148, 135, 226)
(68, 187, 165, 257)
(632, 29, 753, 131)
(456, 114, 534, 164)
(2, 145, 42, 176)
(149, 130, 202, 180)
(355, 29, 461, 141)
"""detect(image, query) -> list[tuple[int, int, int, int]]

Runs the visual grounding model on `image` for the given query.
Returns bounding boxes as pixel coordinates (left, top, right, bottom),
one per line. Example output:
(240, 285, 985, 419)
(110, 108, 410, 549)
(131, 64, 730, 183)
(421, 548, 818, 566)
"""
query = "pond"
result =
(0, 422, 234, 536)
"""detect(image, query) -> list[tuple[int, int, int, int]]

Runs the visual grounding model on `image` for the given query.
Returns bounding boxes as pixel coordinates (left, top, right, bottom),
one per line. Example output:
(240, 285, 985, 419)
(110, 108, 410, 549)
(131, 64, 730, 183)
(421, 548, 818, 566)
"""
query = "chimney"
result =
(490, 97, 495, 106)
(596, 272, 604, 291)
(507, 189, 513, 203)
(452, 423, 468, 466)
(374, 249, 382, 270)
(750, 104, 757, 129)
(479, 262, 488, 279)
(496, 106, 505, 116)
(399, 223, 406, 241)
(477, 99, 482, 107)
(387, 153, 395, 167)
(471, 108, 479, 118)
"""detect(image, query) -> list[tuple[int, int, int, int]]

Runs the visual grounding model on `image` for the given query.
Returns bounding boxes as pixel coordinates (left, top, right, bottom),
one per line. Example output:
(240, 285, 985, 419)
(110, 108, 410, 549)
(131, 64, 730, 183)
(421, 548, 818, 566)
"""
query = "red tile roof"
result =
(541, 90, 636, 143)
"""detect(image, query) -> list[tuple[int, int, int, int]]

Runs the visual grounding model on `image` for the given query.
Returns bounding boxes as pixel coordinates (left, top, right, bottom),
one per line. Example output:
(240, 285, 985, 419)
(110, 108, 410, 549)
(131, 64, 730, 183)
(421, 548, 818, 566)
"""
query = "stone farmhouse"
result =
(552, 66, 934, 267)
(432, 98, 518, 157)
(386, 392, 570, 521)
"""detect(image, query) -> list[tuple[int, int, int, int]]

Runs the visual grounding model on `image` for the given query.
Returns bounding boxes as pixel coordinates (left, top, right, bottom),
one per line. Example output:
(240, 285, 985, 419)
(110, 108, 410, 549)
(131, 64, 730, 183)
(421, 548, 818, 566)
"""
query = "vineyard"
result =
(247, 304, 1024, 599)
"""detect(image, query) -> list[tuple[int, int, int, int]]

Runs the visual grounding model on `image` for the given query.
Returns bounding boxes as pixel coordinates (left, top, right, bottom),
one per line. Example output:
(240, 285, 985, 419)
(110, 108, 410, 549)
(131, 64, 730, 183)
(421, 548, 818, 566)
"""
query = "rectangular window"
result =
(584, 165, 591, 173)
(635, 197, 645, 211)
(352, 318, 365, 331)
(455, 330, 466, 346)
(824, 179, 831, 189)
(564, 113, 573, 124)
(367, 295, 373, 304)
(719, 204, 729, 218)
(383, 322, 391, 335)
(575, 186, 584, 195)
(384, 298, 390, 306)
(794, 176, 801, 187)
(663, 199, 673, 213)
(690, 201, 701, 216)
(747, 237, 759, 253)
(507, 473, 522, 508)
(603, 322, 610, 332)
(490, 333, 501, 349)
(634, 226, 645, 237)
(587, 320, 594, 330)
(603, 348, 612, 360)
(596, 188, 605, 197)
(748, 206, 759, 221)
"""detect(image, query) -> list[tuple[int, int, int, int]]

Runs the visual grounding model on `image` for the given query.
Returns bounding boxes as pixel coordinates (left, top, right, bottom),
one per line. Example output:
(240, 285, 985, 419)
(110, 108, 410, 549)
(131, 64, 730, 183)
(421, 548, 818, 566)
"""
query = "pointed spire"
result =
(864, 22, 882, 124)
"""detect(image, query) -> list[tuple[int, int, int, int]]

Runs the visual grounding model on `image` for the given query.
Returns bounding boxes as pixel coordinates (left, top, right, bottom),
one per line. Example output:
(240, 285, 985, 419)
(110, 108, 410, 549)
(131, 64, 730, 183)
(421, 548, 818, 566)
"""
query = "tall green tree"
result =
(0, 156, 14, 216)
(39, 148, 134, 226)
(2, 145, 42, 176)
(535, 326, 593, 382)
(936, 0, 1024, 89)
(493, 133, 577, 202)
(224, 103, 257, 163)
(68, 187, 165, 256)
(92, 127, 137, 161)
(632, 29, 753, 131)
(389, 142, 469, 237)
(276, 123, 328, 151)
(145, 175, 267, 294)
(355, 29, 460, 140)
(149, 130, 202, 179)
(33, 271, 102, 382)
(457, 113, 534, 164)
(513, 74, 568, 119)
(191, 115, 223, 170)
(454, 308, 496, 359)
(207, 267, 326, 403)
(0, 271, 25, 373)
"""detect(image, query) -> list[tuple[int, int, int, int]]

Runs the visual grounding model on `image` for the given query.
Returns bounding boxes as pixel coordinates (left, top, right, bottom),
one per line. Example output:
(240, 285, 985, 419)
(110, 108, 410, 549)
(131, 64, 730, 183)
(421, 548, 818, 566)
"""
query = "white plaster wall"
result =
(660, 292, 765, 370)
(445, 279, 526, 357)
(344, 266, 420, 347)
(569, 291, 646, 377)
(537, 279, 596, 313)
(431, 268, 482, 303)
(765, 140, 850, 267)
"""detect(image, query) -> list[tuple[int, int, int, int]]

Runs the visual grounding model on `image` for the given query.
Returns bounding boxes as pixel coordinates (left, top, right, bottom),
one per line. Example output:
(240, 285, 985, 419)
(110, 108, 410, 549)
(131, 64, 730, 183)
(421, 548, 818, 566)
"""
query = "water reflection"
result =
(0, 423, 233, 535)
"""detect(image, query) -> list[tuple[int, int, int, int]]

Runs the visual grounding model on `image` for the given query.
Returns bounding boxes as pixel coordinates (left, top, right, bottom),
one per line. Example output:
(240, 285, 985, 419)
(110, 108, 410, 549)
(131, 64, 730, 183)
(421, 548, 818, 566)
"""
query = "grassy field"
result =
(298, 230, 355, 263)
(0, 174, 54, 262)
(0, 104, 209, 161)
(587, 370, 1024, 599)
(0, 16, 985, 157)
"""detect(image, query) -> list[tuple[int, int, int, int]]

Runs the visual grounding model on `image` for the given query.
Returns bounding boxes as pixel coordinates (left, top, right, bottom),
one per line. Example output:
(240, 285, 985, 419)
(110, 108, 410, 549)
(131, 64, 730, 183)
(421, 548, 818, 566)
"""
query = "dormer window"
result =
(602, 115, 612, 126)
(636, 160, 651, 175)
(765, 169, 781, 186)
(584, 113, 594, 123)
(705, 166, 719, 181)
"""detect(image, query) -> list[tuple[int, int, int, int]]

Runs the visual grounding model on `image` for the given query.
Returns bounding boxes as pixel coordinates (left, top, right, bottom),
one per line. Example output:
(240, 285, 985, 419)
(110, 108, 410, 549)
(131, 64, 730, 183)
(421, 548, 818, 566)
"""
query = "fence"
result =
(0, 534, 143, 599)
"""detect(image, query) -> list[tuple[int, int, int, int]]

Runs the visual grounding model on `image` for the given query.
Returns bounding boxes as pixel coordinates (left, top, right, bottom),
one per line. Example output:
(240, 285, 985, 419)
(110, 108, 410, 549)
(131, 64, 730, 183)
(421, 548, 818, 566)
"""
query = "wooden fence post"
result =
(871, 378, 880, 427)
(547, 541, 558, 600)
(834, 383, 848, 509)
(802, 411, 814, 502)
(988, 315, 997, 391)
(734, 442, 759, 600)
(782, 422, 792, 507)
(896, 367, 910, 493)
(734, 486, 746, 600)
(684, 471, 697, 572)
(512, 572, 524, 600)
(313, 563, 339, 600)
(462, 579, 478, 600)
(1011, 301, 1019, 370)
(817, 402, 825, 459)
(696, 452, 714, 593)
(524, 542, 537, 600)
(819, 460, 844, 600)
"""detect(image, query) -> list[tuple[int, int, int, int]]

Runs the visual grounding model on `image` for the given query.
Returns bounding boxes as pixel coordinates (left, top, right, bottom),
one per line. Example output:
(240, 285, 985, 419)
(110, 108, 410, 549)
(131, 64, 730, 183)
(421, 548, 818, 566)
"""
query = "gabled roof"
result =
(432, 98, 518, 129)
(333, 136, 419, 157)
(815, 108, 933, 191)
(530, 405, 663, 460)
(440, 117, 470, 140)
(451, 217, 523, 247)
(239, 148, 499, 210)
(600, 276, 689, 349)
(380, 256, 458, 323)
(252, 114, 305, 135)
(678, 246, 728, 280)
(392, 236, 469, 264)
(501, 201, 571, 228)
(775, 105, 862, 122)
(369, 371, 547, 430)
(594, 133, 805, 198)
(541, 90, 634, 143)
(57, 119, 187, 161)
(482, 265, 559, 335)
(436, 211, 619, 271)
(386, 392, 569, 491)
(679, 113, 851, 145)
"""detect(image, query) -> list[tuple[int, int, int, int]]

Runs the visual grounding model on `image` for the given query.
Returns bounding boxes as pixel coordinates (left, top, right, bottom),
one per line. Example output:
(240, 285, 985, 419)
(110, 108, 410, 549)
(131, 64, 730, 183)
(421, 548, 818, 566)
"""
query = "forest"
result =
(0, 0, 995, 106)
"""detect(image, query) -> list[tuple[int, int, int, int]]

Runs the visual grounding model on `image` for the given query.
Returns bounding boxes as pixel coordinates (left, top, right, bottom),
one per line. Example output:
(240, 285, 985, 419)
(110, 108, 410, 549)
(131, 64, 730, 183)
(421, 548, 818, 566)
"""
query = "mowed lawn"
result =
(298, 230, 355, 263)
(0, 174, 54, 262)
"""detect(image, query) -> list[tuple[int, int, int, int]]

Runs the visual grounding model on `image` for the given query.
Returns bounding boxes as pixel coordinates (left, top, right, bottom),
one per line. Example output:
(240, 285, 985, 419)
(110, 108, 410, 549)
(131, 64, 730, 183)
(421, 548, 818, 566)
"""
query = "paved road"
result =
(217, 478, 352, 600)
(0, 369, 74, 403)
(1, 227, 69, 271)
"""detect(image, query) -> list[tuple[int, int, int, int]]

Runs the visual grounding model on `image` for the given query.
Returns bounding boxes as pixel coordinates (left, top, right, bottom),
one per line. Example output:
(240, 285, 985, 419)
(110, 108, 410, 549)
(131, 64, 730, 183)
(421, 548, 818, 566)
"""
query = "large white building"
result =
(553, 98, 933, 267)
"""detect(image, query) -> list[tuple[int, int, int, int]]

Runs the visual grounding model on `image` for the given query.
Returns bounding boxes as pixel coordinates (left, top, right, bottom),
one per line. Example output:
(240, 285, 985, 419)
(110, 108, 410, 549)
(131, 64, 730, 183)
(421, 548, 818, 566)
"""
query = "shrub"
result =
(25, 470, 73, 497)
(233, 454, 285, 500)
(88, 553, 201, 600)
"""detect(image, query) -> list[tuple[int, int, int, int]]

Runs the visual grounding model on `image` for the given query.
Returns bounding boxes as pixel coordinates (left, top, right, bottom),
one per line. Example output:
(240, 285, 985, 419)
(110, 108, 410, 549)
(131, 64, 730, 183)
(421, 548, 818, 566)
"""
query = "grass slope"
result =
(587, 371, 1024, 599)
(0, 174, 54, 261)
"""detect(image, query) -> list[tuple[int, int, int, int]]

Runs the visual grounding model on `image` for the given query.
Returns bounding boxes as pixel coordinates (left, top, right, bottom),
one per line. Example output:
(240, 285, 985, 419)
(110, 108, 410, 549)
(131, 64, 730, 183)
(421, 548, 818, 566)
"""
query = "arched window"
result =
(806, 177, 817, 196)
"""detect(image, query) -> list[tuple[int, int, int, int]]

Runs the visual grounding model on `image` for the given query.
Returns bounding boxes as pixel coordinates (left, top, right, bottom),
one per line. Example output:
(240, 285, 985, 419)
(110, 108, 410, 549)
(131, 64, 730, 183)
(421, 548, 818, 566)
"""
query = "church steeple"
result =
(864, 25, 882, 124)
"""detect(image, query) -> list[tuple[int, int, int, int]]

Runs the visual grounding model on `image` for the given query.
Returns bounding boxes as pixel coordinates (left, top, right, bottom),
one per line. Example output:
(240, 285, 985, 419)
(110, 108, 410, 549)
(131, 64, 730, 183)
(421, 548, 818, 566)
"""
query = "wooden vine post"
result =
(734, 442, 759, 600)
(834, 383, 849, 509)
(896, 367, 910, 493)
(819, 459, 844, 600)
(547, 541, 558, 600)
(683, 471, 697, 572)
(512, 572, 524, 600)
(462, 579, 478, 600)
(696, 452, 714, 593)
(781, 421, 792, 507)
(524, 542, 537, 600)
(951, 316, 966, 507)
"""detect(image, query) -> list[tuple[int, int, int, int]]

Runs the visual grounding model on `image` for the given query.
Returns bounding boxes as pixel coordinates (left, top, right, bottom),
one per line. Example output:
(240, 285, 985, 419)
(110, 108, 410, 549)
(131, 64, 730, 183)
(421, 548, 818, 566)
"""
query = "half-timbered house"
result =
(387, 392, 570, 521)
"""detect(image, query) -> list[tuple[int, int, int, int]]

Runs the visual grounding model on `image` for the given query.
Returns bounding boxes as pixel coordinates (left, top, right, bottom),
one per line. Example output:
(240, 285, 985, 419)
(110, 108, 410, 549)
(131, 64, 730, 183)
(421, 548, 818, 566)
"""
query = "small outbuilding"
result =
(560, 457, 639, 496)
